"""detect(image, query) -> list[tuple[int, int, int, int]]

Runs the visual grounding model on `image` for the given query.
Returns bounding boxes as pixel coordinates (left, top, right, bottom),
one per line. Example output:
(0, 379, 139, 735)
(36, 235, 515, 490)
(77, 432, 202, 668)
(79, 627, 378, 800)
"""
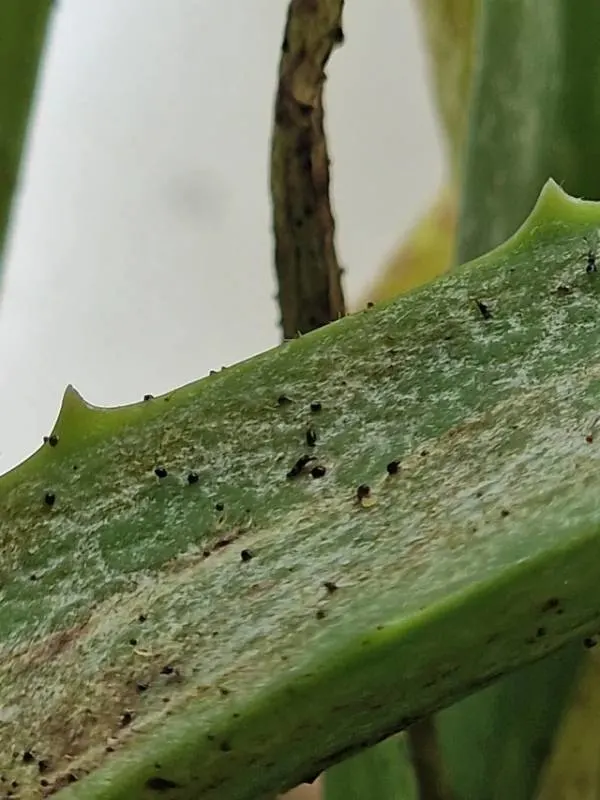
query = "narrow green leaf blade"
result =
(2, 184, 600, 799)
(323, 735, 417, 800)
(0, 0, 53, 270)
(457, 0, 600, 264)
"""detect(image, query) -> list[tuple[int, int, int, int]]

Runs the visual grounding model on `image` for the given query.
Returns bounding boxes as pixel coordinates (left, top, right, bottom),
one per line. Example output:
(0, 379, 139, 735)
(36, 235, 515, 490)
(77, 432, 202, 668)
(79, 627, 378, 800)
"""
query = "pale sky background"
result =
(0, 1, 442, 475)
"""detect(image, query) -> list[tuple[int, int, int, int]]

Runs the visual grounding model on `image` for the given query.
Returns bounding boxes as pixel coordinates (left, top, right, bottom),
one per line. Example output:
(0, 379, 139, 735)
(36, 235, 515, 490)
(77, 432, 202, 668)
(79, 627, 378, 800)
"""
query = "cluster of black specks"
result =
(306, 427, 317, 447)
(386, 460, 400, 475)
(310, 465, 326, 479)
(277, 394, 293, 406)
(287, 454, 314, 479)
(240, 548, 253, 563)
(43, 491, 56, 508)
(475, 300, 492, 320)
(310, 401, 322, 413)
(43, 433, 59, 447)
(146, 776, 179, 791)
(187, 471, 199, 485)
(154, 466, 168, 479)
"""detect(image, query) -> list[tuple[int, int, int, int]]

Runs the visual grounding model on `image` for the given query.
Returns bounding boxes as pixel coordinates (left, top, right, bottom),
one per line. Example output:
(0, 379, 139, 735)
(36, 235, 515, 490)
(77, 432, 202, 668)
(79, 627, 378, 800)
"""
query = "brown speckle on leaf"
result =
(146, 776, 180, 791)
(542, 597, 560, 612)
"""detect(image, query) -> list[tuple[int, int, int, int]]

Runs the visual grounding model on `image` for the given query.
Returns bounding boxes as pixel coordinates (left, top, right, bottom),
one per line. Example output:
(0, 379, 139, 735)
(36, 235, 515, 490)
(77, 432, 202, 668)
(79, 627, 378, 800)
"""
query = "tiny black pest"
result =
(143, 394, 154, 401)
(356, 484, 371, 500)
(187, 471, 199, 485)
(154, 466, 168, 479)
(306, 428, 317, 447)
(120, 711, 133, 727)
(44, 491, 56, 507)
(386, 460, 400, 475)
(215, 501, 224, 512)
(277, 395, 293, 406)
(587, 248, 597, 273)
(310, 465, 326, 479)
(584, 637, 597, 649)
(310, 401, 322, 412)
(323, 581, 338, 593)
(240, 549, 253, 562)
(475, 300, 492, 319)
(160, 664, 175, 675)
(287, 454, 315, 479)
(43, 434, 59, 447)
(316, 609, 326, 620)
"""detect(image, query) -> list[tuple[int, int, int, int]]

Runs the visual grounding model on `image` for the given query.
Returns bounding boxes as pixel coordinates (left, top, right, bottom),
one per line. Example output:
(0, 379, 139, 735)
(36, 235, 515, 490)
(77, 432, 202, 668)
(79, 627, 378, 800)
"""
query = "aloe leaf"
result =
(457, 0, 600, 264)
(436, 2, 600, 798)
(322, 734, 417, 800)
(0, 0, 53, 271)
(2, 182, 600, 799)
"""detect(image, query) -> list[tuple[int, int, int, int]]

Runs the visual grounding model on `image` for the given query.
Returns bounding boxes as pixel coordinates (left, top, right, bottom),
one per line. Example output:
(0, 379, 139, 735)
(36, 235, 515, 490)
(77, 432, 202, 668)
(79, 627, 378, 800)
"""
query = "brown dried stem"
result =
(270, 0, 346, 340)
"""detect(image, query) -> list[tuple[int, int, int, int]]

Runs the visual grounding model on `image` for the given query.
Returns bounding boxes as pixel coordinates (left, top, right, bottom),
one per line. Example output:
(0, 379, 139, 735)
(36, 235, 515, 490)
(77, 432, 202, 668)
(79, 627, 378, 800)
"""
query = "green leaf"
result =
(3, 182, 600, 799)
(457, 0, 600, 264)
(438, 2, 600, 798)
(323, 734, 417, 800)
(0, 0, 53, 270)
